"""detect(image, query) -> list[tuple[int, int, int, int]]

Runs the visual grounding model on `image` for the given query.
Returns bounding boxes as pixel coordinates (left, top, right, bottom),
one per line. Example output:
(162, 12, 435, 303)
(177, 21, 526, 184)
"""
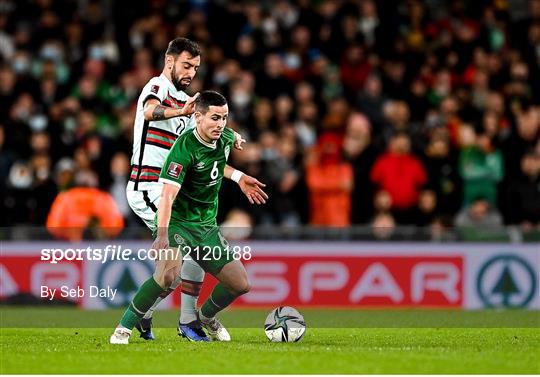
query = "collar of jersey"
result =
(193, 128, 217, 149)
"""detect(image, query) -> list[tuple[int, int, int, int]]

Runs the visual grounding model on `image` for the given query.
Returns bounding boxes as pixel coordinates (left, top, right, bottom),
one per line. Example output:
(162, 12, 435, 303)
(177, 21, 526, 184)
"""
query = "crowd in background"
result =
(1, 0, 539, 238)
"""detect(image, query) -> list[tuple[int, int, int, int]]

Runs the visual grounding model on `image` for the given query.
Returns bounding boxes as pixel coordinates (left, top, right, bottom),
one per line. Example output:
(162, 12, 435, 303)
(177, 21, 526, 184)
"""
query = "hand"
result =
(151, 235, 169, 252)
(238, 174, 268, 205)
(179, 92, 200, 116)
(234, 132, 246, 150)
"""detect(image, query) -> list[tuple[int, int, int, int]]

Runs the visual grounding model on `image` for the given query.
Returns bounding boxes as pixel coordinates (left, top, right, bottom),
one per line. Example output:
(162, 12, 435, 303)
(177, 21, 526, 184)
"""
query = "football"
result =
(264, 306, 306, 342)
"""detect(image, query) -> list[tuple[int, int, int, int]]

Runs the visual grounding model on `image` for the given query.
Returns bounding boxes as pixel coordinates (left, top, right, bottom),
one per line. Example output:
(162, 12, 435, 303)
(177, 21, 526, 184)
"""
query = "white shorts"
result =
(126, 189, 161, 230)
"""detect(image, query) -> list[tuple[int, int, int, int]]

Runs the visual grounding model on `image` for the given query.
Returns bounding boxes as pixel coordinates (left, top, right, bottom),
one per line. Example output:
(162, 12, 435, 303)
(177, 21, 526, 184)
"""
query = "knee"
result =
(162, 269, 177, 288)
(231, 279, 250, 296)
(155, 265, 180, 289)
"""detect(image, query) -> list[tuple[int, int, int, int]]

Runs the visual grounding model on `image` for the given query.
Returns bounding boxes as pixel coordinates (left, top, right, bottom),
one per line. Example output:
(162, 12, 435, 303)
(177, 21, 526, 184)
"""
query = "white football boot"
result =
(199, 312, 231, 342)
(109, 327, 132, 345)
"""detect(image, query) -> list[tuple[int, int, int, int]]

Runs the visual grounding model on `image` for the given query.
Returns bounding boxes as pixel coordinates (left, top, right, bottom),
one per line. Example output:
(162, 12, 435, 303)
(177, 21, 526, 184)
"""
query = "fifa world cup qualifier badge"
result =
(167, 162, 182, 178)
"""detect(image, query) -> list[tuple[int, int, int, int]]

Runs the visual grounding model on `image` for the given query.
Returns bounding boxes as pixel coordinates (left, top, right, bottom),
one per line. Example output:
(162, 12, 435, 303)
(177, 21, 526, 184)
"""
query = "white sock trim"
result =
(130, 302, 145, 315)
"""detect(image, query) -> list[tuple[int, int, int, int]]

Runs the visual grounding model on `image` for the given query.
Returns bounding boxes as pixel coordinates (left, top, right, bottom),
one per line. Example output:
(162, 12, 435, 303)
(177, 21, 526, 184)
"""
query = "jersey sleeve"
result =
(158, 138, 192, 187)
(141, 77, 167, 105)
(223, 127, 236, 147)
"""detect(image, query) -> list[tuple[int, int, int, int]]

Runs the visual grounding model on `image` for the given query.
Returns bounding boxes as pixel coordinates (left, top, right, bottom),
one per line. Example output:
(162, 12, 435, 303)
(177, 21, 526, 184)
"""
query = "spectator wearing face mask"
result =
(3, 161, 34, 225)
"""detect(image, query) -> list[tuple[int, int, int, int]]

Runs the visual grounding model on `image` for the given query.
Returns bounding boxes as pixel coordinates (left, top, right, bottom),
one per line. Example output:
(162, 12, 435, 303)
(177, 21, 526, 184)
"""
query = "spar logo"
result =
(96, 260, 153, 307)
(237, 257, 464, 307)
(476, 254, 537, 308)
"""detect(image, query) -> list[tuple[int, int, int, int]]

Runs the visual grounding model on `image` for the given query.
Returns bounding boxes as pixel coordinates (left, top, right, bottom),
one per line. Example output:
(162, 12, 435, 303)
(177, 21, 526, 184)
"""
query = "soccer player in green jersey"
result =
(110, 91, 268, 344)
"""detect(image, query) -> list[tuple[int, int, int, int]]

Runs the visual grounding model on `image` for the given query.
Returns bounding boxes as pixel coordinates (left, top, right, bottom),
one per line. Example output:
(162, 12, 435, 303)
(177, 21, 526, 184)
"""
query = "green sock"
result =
(119, 277, 166, 329)
(201, 283, 237, 318)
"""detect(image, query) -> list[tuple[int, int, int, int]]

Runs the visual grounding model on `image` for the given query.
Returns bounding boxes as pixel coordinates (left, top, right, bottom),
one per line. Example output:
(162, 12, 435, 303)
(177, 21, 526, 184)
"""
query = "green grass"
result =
(1, 308, 539, 374)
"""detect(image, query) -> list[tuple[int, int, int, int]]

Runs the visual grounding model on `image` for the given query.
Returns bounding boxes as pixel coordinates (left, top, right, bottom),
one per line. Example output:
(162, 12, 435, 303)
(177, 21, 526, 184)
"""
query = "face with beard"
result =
(167, 51, 201, 91)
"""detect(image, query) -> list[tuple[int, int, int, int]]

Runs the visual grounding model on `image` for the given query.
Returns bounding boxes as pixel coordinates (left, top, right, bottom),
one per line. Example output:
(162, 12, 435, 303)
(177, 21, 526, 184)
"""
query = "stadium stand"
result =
(0, 0, 539, 240)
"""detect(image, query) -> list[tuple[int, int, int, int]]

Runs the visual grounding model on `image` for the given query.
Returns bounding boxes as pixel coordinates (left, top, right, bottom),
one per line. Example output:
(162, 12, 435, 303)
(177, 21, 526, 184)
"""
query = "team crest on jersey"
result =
(174, 234, 185, 246)
(150, 85, 160, 94)
(167, 162, 182, 178)
(224, 145, 230, 160)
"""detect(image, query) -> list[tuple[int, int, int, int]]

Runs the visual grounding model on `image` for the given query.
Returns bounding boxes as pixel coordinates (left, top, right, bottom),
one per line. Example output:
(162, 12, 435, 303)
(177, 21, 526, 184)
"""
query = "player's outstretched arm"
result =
(224, 165, 268, 205)
(143, 93, 200, 121)
(153, 183, 181, 250)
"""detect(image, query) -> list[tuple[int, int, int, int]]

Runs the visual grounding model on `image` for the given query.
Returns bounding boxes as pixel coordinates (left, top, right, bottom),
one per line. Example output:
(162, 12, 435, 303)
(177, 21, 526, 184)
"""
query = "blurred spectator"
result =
(371, 212, 396, 240)
(46, 186, 124, 241)
(343, 113, 377, 223)
(355, 73, 386, 132)
(423, 129, 462, 216)
(455, 197, 504, 240)
(505, 151, 540, 226)
(261, 130, 303, 226)
(458, 126, 504, 205)
(455, 197, 503, 228)
(341, 44, 372, 101)
(502, 105, 540, 180)
(0, 125, 15, 193)
(305, 133, 353, 226)
(221, 208, 254, 240)
(412, 189, 437, 226)
(370, 132, 427, 223)
(29, 153, 57, 224)
(54, 157, 75, 191)
(108, 151, 132, 223)
(3, 161, 34, 224)
(255, 53, 293, 99)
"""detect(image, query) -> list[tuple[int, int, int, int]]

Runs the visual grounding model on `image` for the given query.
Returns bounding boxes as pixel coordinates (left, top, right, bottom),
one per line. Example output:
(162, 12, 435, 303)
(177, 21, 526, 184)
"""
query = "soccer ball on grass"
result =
(264, 306, 306, 342)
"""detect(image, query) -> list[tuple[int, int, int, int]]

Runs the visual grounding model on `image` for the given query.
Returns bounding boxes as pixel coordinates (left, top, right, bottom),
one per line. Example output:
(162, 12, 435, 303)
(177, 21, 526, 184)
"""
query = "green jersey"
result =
(158, 127, 235, 225)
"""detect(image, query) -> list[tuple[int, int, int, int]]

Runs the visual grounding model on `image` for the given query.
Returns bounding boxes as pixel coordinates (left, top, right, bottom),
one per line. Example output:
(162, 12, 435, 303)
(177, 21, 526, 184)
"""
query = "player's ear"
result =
(165, 55, 174, 69)
(194, 111, 202, 124)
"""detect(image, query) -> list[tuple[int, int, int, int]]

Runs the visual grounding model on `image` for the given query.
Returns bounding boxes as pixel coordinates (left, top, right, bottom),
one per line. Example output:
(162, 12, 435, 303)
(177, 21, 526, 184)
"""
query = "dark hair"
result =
(195, 91, 227, 114)
(165, 38, 201, 57)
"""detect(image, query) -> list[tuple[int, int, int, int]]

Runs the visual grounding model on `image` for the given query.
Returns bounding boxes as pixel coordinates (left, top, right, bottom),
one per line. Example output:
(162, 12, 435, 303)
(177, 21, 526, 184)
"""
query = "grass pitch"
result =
(1, 308, 539, 374)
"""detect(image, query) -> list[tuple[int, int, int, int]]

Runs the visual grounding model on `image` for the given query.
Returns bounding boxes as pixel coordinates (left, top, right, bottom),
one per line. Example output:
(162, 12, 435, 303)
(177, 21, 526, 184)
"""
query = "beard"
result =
(171, 68, 190, 91)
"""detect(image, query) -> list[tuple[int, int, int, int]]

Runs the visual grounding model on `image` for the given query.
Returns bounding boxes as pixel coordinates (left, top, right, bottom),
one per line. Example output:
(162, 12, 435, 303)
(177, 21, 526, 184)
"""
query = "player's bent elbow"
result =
(143, 109, 154, 121)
